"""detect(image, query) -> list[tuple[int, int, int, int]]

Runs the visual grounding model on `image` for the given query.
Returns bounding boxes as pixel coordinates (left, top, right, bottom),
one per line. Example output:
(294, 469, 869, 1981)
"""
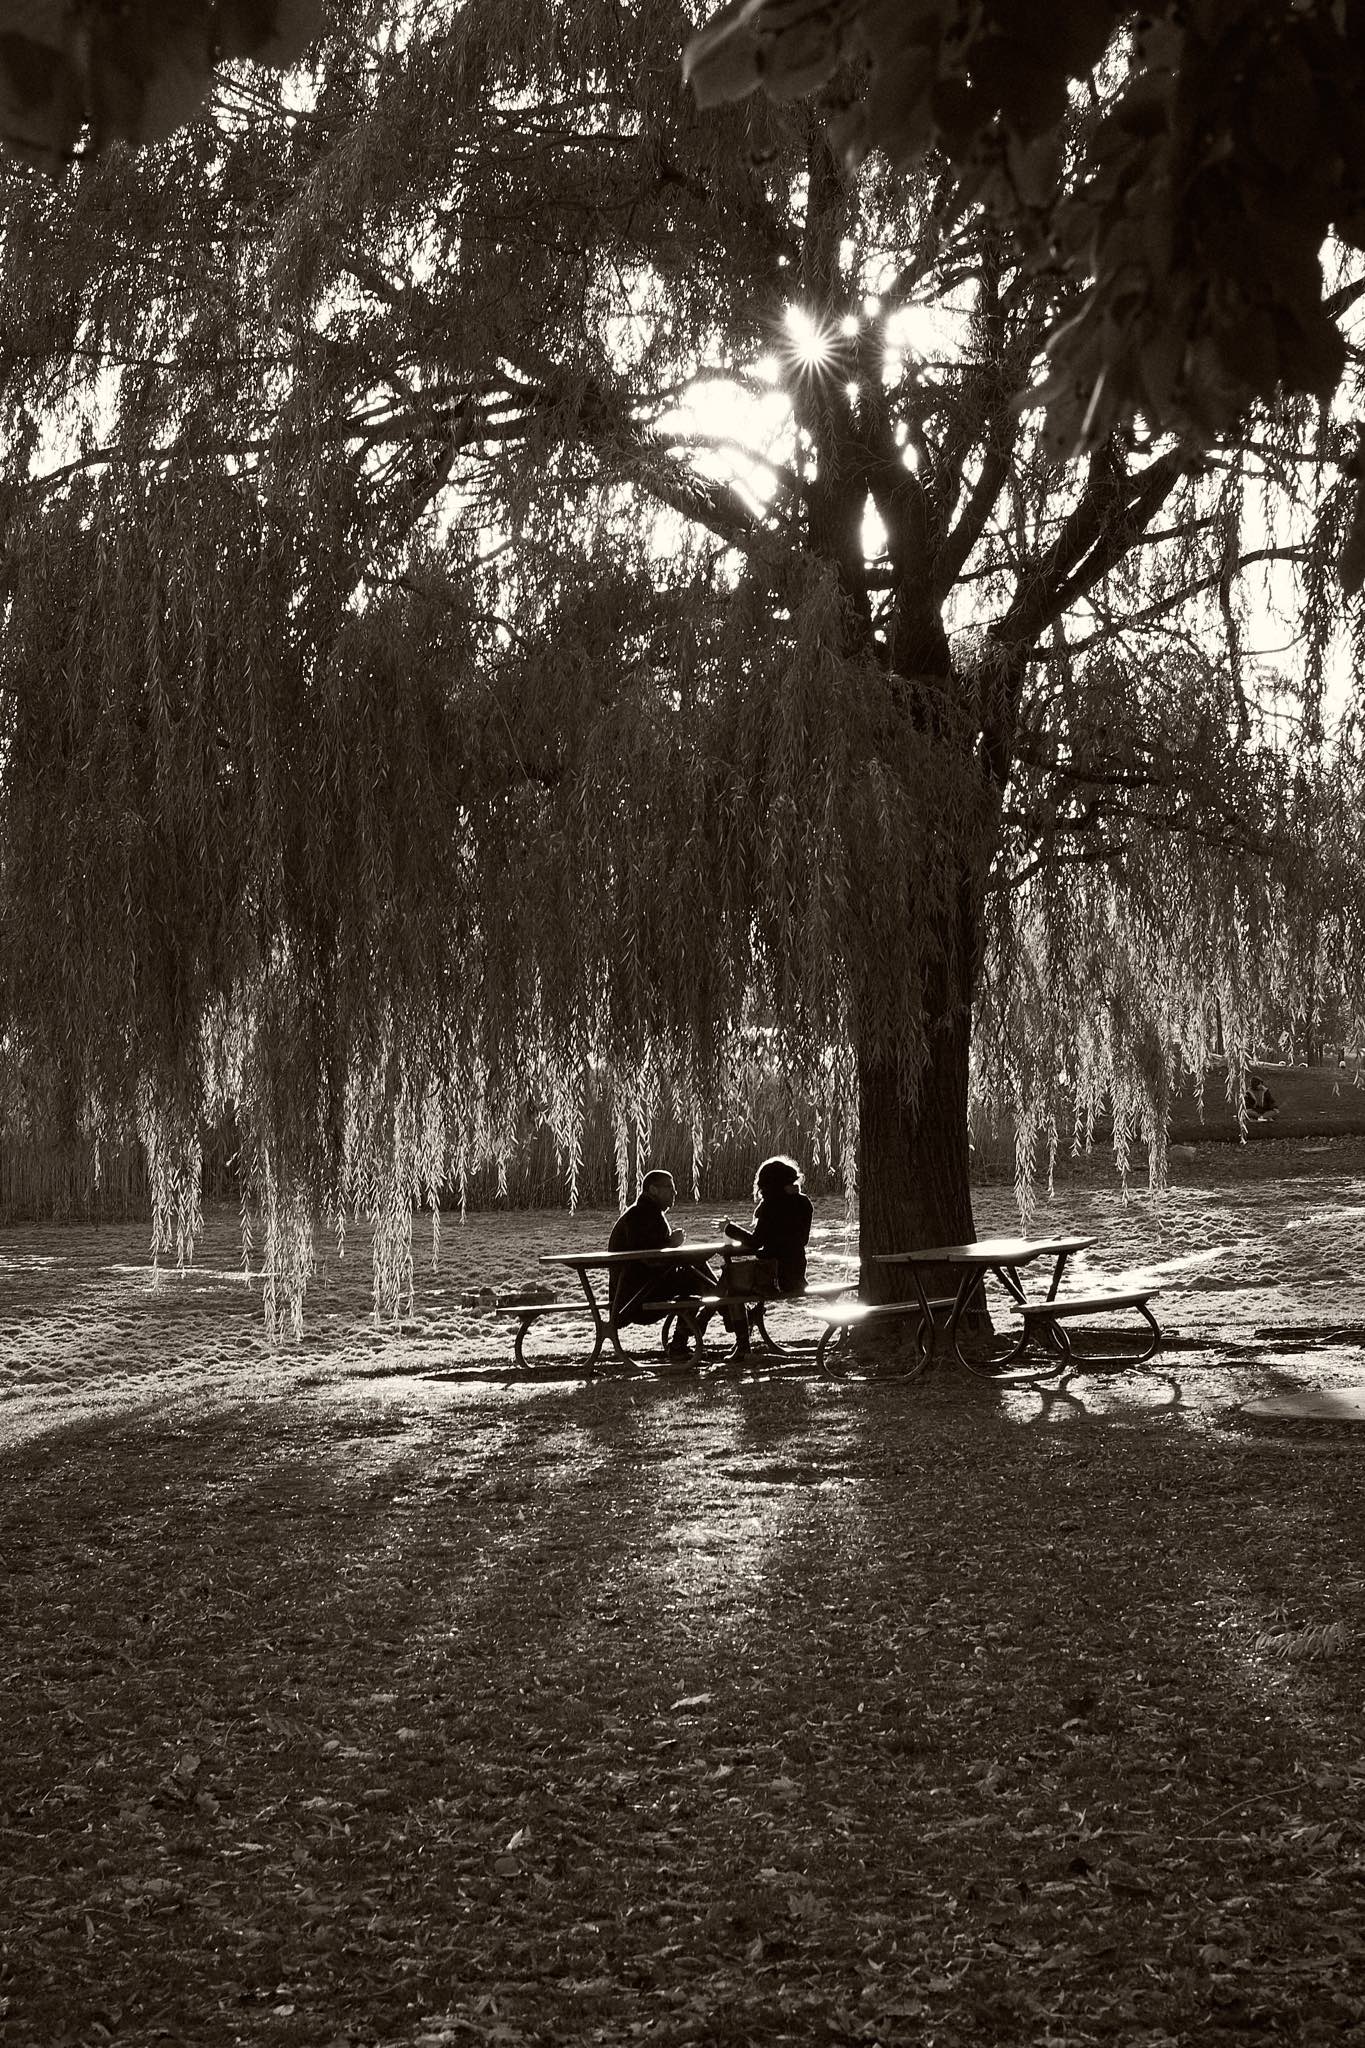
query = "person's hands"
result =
(668, 1226, 686, 1246)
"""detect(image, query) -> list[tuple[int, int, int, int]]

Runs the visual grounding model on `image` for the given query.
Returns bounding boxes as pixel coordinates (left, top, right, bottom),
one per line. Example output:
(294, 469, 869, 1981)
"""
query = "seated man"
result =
(608, 1169, 717, 1362)
(1245, 1072, 1280, 1122)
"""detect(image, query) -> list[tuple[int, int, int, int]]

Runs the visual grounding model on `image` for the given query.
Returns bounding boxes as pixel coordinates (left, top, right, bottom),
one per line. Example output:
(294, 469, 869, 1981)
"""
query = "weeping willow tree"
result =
(0, 0, 1362, 1325)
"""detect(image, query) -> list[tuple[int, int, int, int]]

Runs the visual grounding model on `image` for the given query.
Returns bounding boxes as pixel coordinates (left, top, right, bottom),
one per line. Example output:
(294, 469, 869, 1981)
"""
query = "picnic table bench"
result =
(806, 1293, 957, 1376)
(1013, 1286, 1162, 1366)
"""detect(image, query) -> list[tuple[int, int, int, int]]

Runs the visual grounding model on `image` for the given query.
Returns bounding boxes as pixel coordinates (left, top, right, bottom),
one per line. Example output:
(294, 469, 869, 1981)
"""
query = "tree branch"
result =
(998, 446, 1189, 653)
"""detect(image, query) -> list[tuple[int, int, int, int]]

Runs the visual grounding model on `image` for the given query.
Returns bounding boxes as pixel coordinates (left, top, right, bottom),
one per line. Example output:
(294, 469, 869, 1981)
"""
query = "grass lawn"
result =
(3, 1144, 1365, 2046)
(965, 1061, 1365, 1180)
(1167, 1059, 1365, 1144)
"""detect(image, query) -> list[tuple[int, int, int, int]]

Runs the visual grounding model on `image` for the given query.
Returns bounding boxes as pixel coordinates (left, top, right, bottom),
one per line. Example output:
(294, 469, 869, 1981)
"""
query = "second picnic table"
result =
(871, 1234, 1095, 1372)
(868, 1233, 1161, 1374)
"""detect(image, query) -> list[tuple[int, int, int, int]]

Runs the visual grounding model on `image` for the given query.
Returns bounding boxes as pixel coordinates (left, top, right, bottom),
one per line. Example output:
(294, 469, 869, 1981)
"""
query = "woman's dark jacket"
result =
(725, 1187, 813, 1293)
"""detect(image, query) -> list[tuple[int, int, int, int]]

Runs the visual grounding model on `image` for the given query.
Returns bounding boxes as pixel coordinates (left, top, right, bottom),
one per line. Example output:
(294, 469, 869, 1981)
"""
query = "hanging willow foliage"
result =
(978, 639, 1365, 1212)
(0, 455, 990, 1322)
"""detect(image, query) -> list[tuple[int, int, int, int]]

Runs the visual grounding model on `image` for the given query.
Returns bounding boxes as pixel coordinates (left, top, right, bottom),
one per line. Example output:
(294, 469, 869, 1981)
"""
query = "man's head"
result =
(640, 1169, 676, 1209)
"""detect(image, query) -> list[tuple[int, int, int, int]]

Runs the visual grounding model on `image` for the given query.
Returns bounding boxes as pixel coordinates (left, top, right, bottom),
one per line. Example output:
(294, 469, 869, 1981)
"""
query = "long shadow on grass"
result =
(3, 1380, 1363, 2045)
(602, 1390, 1365, 2039)
(0, 1383, 785, 2042)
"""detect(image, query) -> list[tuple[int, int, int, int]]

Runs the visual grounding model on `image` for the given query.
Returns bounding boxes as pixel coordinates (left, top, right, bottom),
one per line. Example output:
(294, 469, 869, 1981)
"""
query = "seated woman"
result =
(719, 1155, 813, 1346)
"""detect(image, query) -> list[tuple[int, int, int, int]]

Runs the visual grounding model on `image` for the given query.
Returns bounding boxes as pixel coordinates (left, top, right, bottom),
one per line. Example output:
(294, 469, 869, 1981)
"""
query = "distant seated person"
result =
(608, 1168, 717, 1362)
(721, 1154, 814, 1308)
(1245, 1072, 1279, 1122)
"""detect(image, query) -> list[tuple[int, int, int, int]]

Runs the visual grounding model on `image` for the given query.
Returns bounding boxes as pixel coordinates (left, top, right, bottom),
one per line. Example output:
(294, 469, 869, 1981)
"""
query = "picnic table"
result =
(813, 1234, 1161, 1377)
(873, 1234, 1160, 1373)
(519, 1240, 731, 1372)
(500, 1241, 854, 1375)
(872, 1235, 1094, 1372)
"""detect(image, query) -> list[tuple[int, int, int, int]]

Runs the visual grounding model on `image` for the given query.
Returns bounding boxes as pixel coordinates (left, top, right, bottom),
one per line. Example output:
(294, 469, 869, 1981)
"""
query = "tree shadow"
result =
(4, 1355, 1364, 2044)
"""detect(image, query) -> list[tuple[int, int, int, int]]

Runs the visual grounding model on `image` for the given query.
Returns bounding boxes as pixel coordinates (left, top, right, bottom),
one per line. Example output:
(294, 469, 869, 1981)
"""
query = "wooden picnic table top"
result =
(540, 1241, 730, 1269)
(872, 1234, 1096, 1266)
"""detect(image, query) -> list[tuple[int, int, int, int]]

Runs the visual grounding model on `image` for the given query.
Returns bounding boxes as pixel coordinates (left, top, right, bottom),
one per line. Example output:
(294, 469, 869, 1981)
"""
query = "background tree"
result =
(0, 0, 1359, 1323)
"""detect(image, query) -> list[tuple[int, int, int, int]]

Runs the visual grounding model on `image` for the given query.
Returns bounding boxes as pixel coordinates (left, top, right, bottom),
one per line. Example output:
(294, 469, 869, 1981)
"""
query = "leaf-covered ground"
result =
(3, 1140, 1365, 2046)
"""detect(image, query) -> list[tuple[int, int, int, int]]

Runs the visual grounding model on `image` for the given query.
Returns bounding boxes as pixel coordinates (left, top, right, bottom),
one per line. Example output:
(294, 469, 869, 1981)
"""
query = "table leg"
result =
(992, 1263, 1038, 1366)
(900, 1262, 939, 1368)
(570, 1266, 612, 1374)
(1028, 1253, 1077, 1364)
(749, 1303, 787, 1356)
(947, 1265, 1045, 1374)
(602, 1306, 650, 1367)
(596, 1270, 667, 1368)
(944, 1270, 986, 1367)
(689, 1248, 750, 1363)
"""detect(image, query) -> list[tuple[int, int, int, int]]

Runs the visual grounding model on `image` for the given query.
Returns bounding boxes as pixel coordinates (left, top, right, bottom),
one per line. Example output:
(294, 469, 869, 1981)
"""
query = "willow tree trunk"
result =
(857, 1000, 975, 1292)
(847, 602, 1006, 1294)
(856, 859, 984, 1299)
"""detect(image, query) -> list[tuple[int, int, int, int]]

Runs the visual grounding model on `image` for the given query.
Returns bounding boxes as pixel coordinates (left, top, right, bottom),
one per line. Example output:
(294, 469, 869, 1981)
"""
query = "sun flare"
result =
(782, 301, 835, 376)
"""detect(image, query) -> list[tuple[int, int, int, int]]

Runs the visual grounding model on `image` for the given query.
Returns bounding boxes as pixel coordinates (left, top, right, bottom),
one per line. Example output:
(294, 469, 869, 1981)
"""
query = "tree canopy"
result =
(12, 4, 1365, 549)
(686, 2, 1365, 498)
(0, 0, 1360, 1326)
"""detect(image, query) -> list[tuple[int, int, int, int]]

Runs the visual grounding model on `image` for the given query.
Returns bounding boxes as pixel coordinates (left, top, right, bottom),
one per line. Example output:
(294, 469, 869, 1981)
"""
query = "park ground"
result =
(3, 1123, 1365, 2046)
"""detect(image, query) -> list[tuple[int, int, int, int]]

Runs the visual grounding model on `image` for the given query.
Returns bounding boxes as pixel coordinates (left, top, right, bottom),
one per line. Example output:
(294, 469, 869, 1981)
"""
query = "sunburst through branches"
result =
(781, 303, 839, 381)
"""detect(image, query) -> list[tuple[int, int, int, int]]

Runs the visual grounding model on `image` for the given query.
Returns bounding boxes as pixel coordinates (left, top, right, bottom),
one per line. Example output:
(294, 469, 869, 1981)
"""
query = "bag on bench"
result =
(717, 1255, 780, 1298)
(712, 1255, 781, 1337)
